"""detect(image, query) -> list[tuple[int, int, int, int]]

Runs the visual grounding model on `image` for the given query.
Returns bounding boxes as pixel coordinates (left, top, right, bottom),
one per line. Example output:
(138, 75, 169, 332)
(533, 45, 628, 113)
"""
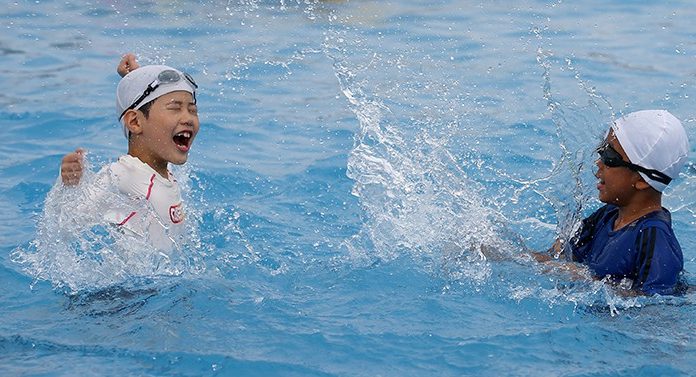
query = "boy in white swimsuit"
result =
(59, 54, 199, 251)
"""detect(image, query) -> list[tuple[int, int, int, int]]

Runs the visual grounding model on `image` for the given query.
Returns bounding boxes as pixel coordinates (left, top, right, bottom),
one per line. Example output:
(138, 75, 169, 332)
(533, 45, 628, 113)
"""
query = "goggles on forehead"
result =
(119, 69, 197, 120)
(596, 142, 672, 185)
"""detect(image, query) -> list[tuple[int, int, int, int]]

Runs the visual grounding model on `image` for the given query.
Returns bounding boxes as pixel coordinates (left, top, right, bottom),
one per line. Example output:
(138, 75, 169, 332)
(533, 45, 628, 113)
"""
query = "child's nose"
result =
(594, 158, 604, 177)
(181, 111, 196, 125)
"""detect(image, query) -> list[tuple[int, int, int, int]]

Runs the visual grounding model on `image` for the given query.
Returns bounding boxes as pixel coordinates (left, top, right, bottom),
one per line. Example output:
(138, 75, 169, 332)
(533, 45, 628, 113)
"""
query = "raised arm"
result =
(60, 148, 85, 186)
(116, 53, 139, 77)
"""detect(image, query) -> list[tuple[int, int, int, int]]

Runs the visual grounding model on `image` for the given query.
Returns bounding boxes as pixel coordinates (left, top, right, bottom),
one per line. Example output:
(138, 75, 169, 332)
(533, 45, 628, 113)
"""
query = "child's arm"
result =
(528, 239, 564, 262)
(59, 55, 137, 186)
(116, 53, 139, 77)
(60, 148, 84, 186)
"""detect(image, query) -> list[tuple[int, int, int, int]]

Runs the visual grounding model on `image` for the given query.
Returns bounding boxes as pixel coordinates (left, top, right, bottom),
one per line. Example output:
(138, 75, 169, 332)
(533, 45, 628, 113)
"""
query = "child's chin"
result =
(597, 193, 610, 204)
(170, 156, 188, 165)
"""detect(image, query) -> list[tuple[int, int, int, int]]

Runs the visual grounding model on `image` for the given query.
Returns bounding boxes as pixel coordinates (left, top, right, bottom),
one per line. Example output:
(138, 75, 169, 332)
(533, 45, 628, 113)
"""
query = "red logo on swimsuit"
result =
(169, 203, 184, 224)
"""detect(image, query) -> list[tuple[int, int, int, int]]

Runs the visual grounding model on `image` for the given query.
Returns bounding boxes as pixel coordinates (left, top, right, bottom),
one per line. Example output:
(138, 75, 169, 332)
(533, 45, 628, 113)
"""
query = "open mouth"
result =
(173, 131, 193, 152)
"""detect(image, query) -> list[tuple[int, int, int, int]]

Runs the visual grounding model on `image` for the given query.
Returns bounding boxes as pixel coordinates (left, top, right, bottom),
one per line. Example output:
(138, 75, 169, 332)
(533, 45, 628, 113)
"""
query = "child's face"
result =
(594, 130, 641, 206)
(136, 91, 199, 170)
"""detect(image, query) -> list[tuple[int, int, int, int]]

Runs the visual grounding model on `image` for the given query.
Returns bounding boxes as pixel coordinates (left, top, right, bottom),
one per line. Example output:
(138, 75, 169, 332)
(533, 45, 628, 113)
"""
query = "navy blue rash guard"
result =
(569, 204, 684, 295)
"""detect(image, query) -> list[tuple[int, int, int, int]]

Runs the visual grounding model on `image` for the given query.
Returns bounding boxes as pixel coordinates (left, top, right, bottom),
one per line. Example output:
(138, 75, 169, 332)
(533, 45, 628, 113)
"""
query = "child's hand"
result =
(60, 148, 85, 186)
(117, 53, 139, 77)
(541, 260, 591, 281)
(529, 239, 565, 262)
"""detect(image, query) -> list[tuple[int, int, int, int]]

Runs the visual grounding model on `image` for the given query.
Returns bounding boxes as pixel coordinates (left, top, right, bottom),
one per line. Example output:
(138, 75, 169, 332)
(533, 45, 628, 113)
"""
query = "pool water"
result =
(1, 1, 695, 376)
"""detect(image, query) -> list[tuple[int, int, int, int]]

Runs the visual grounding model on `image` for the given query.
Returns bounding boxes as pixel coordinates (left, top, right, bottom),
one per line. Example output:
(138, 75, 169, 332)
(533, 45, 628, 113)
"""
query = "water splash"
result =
(323, 11, 671, 310)
(325, 31, 526, 286)
(533, 40, 616, 252)
(178, 167, 262, 273)
(11, 156, 205, 294)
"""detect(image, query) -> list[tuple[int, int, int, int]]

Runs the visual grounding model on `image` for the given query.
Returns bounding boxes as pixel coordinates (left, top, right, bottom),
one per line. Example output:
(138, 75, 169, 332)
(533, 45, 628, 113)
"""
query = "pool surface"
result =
(1, 1, 695, 376)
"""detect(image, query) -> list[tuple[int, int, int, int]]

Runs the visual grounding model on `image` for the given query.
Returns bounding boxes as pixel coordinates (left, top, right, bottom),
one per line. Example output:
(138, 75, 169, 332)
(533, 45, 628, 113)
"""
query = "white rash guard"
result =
(103, 155, 186, 250)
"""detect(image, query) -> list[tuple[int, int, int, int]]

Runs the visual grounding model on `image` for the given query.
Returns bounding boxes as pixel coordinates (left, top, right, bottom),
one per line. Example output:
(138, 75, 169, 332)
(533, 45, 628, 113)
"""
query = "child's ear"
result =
(123, 110, 143, 136)
(634, 178, 652, 191)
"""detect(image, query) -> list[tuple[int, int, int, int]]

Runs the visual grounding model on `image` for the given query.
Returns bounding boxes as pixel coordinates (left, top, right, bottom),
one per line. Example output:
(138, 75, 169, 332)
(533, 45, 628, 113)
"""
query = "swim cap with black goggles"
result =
(119, 69, 198, 120)
(596, 142, 672, 185)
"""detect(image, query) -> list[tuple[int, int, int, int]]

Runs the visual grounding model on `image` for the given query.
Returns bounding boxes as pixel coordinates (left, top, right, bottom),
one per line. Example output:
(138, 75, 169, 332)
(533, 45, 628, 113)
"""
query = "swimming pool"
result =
(1, 1, 695, 375)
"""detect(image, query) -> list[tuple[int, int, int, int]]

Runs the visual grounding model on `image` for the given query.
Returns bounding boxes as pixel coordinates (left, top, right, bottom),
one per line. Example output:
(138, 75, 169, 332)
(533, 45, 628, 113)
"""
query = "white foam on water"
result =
(12, 156, 205, 294)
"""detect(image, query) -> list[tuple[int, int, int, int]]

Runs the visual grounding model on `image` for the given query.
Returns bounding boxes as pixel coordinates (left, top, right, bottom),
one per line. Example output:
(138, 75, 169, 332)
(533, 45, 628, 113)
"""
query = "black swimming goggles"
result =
(120, 69, 198, 120)
(596, 142, 672, 185)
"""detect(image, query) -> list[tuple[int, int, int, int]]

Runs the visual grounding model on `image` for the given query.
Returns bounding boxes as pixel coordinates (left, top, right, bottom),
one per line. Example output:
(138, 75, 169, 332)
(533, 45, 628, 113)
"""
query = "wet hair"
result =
(125, 100, 154, 140)
(139, 100, 154, 118)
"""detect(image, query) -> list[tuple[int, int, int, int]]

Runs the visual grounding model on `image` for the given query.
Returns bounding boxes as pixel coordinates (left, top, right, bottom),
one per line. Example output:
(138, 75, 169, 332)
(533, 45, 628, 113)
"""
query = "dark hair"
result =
(139, 100, 154, 118)
(125, 100, 154, 140)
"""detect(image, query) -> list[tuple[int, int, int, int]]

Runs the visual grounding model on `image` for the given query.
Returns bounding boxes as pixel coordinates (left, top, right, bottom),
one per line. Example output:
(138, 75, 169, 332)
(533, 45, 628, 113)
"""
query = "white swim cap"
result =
(612, 110, 689, 192)
(116, 65, 197, 138)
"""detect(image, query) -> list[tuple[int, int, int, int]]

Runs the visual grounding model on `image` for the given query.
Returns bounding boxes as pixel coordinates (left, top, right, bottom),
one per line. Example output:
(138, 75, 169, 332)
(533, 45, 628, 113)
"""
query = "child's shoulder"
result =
(636, 208, 674, 233)
(109, 155, 170, 197)
(111, 155, 157, 179)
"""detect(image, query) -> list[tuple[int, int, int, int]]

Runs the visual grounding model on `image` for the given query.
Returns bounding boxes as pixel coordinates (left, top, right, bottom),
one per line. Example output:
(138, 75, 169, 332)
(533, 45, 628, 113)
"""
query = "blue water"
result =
(2, 1, 696, 376)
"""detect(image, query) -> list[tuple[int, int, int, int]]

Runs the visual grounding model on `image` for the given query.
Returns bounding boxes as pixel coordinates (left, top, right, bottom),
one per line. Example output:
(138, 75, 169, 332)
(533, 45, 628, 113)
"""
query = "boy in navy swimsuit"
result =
(536, 110, 690, 295)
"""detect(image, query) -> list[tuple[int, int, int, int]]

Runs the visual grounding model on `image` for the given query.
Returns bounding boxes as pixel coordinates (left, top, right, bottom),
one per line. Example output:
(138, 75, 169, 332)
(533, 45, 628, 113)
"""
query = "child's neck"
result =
(127, 151, 169, 178)
(614, 198, 662, 231)
(147, 161, 170, 179)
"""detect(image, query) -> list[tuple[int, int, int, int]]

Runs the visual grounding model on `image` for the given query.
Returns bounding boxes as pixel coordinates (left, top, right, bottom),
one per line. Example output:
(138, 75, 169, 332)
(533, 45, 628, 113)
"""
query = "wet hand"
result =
(117, 53, 139, 77)
(60, 148, 84, 186)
